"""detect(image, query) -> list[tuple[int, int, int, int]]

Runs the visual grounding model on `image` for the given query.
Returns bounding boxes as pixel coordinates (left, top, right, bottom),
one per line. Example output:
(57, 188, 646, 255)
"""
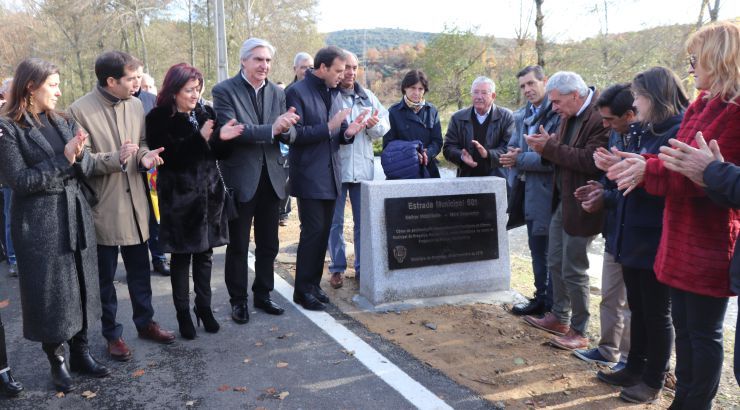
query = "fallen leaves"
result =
(243, 357, 251, 364)
(185, 400, 196, 407)
(276, 361, 289, 368)
(277, 391, 289, 400)
(217, 384, 230, 392)
(276, 333, 294, 339)
(341, 349, 355, 357)
(132, 369, 145, 378)
(54, 392, 65, 398)
(81, 390, 97, 399)
(254, 341, 264, 347)
(232, 386, 248, 392)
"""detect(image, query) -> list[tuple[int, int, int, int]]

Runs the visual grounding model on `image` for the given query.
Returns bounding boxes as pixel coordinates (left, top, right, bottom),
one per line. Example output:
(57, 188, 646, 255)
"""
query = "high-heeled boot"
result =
(193, 306, 220, 333)
(0, 317, 22, 397)
(42, 343, 75, 393)
(176, 309, 196, 340)
(69, 333, 111, 378)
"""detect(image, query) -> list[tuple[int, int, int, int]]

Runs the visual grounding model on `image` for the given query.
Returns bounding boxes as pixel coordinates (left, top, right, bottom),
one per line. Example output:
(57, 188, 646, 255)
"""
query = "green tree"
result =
(419, 26, 491, 111)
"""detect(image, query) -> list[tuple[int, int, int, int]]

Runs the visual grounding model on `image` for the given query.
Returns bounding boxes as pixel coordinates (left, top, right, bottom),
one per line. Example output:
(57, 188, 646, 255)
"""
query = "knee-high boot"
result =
(0, 313, 22, 397)
(41, 343, 75, 393)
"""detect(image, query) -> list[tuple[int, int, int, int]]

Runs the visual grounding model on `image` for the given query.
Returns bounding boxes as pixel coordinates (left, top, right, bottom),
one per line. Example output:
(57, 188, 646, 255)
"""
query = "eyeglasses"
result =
(689, 55, 697, 69)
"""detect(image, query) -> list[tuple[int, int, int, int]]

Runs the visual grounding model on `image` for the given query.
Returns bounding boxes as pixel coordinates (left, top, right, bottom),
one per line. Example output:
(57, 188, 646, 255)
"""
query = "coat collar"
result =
(458, 105, 502, 123)
(22, 111, 72, 158)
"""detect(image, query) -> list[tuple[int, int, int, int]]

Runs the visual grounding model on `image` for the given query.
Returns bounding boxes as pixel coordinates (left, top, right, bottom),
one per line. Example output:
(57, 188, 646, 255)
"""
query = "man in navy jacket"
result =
(659, 132, 739, 385)
(285, 46, 367, 310)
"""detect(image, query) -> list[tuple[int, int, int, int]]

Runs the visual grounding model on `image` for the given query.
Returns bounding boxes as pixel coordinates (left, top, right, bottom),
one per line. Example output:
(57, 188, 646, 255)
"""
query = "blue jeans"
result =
(670, 287, 728, 410)
(147, 211, 166, 263)
(328, 183, 361, 274)
(3, 188, 14, 265)
(526, 220, 550, 309)
(97, 243, 155, 341)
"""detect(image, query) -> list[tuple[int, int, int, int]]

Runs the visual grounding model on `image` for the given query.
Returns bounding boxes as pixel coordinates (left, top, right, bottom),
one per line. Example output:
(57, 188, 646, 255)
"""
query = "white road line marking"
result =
(248, 253, 452, 410)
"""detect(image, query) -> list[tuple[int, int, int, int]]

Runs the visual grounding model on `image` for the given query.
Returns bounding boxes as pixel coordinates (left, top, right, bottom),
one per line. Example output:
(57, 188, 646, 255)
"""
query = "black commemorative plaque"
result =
(384, 193, 499, 270)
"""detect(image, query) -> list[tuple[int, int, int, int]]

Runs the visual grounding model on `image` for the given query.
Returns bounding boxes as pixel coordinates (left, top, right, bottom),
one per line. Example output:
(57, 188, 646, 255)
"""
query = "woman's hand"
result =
(606, 148, 646, 195)
(200, 119, 214, 141)
(219, 119, 245, 141)
(64, 130, 88, 164)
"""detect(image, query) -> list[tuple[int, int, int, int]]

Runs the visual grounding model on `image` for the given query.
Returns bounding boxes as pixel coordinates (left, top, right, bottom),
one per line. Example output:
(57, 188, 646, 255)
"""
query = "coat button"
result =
(126, 188, 130, 193)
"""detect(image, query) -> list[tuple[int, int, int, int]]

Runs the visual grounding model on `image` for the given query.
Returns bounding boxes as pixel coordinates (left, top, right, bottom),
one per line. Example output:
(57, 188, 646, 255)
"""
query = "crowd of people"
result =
(0, 19, 736, 409)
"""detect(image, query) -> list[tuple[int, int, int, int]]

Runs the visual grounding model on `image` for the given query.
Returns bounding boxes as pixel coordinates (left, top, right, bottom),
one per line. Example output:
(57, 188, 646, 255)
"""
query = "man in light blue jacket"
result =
(502, 65, 560, 316)
(327, 50, 390, 288)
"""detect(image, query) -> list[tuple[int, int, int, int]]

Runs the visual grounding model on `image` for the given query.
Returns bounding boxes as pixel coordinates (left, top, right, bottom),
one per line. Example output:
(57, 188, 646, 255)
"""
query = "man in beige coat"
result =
(69, 51, 174, 362)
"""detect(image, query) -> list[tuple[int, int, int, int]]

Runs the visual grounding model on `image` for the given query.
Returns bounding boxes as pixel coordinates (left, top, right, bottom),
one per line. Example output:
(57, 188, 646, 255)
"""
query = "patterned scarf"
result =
(404, 95, 426, 113)
(187, 109, 199, 131)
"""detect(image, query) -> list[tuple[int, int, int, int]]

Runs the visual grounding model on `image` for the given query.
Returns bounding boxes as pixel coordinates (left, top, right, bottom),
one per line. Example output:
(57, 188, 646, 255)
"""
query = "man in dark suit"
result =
(285, 46, 367, 310)
(211, 37, 299, 324)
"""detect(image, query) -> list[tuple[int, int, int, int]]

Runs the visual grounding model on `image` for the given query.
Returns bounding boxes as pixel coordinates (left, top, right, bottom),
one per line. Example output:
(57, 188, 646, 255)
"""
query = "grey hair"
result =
(293, 52, 312, 67)
(141, 73, 155, 85)
(545, 71, 589, 97)
(471, 76, 495, 94)
(0, 78, 12, 95)
(240, 38, 275, 61)
(342, 49, 359, 63)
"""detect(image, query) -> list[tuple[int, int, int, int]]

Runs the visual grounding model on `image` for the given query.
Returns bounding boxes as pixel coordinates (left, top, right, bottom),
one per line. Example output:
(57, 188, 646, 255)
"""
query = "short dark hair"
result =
(401, 69, 429, 94)
(95, 51, 141, 87)
(596, 83, 633, 117)
(516, 65, 545, 80)
(313, 46, 346, 71)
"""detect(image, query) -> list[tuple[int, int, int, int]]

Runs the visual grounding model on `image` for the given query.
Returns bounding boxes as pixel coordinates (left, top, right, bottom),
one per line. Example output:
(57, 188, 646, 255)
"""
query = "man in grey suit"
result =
(211, 37, 299, 324)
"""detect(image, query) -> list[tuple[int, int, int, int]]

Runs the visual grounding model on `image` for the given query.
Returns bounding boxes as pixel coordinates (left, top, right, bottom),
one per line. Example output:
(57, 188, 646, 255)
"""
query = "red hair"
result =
(156, 63, 204, 109)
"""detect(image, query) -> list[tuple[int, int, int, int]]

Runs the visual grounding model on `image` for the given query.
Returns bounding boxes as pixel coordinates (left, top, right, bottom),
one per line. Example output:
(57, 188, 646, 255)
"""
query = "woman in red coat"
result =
(607, 21, 740, 410)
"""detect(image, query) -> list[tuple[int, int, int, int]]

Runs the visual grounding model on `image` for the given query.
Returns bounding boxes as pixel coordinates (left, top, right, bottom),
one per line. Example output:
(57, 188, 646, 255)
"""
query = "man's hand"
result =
(344, 111, 368, 137)
(593, 147, 620, 172)
(200, 119, 214, 141)
(140, 147, 165, 169)
(461, 149, 477, 168)
(365, 109, 380, 129)
(574, 180, 604, 213)
(272, 107, 300, 136)
(471, 140, 489, 159)
(524, 125, 555, 154)
(658, 132, 722, 187)
(328, 108, 351, 133)
(500, 147, 521, 168)
(119, 140, 139, 165)
(219, 119, 245, 141)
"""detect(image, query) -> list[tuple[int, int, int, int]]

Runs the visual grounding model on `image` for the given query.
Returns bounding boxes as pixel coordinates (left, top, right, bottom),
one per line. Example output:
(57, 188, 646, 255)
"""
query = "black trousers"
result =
(224, 167, 280, 305)
(622, 266, 673, 389)
(0, 311, 7, 369)
(295, 198, 336, 294)
(170, 250, 213, 311)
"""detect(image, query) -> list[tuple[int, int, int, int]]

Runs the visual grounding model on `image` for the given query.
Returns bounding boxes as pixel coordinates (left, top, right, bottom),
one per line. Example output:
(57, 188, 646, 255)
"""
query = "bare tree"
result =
(696, 0, 721, 29)
(534, 0, 545, 68)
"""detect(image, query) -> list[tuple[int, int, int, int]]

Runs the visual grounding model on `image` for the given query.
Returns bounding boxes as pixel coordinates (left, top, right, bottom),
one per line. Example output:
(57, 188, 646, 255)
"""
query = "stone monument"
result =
(357, 176, 513, 309)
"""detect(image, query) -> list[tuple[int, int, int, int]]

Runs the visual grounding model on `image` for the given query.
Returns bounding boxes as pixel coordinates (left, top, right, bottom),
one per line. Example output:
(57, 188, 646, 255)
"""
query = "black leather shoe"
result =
(152, 259, 170, 276)
(254, 298, 285, 315)
(293, 292, 326, 311)
(312, 286, 330, 304)
(511, 298, 546, 316)
(597, 367, 642, 387)
(231, 304, 250, 324)
(70, 350, 111, 378)
(43, 344, 75, 393)
(0, 369, 23, 397)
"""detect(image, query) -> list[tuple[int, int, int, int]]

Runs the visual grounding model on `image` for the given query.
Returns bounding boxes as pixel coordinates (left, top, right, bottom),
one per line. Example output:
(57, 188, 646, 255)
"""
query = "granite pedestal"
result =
(357, 177, 512, 310)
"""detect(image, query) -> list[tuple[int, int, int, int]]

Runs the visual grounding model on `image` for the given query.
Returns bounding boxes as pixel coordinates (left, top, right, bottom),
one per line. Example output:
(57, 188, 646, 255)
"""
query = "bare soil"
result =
(275, 200, 739, 409)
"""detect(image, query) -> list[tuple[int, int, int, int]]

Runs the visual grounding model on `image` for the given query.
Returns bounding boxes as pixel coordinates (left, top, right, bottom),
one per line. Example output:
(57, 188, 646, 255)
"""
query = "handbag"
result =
(215, 161, 239, 221)
(506, 178, 526, 230)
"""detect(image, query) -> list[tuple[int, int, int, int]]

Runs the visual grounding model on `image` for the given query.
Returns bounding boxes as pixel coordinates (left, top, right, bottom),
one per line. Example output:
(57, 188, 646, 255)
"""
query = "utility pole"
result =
(214, 0, 228, 82)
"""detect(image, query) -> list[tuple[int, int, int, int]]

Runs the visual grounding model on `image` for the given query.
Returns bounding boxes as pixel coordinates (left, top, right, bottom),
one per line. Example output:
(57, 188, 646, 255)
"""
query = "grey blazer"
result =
(211, 74, 296, 202)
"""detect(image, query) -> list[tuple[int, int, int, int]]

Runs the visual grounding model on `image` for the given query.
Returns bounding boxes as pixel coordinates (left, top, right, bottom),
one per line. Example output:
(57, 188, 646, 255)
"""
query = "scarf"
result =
(404, 95, 426, 113)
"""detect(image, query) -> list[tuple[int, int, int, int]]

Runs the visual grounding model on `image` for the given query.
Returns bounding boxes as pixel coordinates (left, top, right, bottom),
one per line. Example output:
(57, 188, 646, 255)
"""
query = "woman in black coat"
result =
(146, 63, 243, 339)
(0, 58, 109, 393)
(383, 69, 443, 178)
(593, 66, 688, 404)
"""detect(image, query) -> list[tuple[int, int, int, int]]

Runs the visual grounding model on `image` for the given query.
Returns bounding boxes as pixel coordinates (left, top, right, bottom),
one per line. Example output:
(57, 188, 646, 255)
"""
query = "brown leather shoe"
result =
(107, 337, 132, 362)
(550, 329, 589, 350)
(523, 312, 569, 336)
(137, 321, 176, 344)
(329, 272, 344, 289)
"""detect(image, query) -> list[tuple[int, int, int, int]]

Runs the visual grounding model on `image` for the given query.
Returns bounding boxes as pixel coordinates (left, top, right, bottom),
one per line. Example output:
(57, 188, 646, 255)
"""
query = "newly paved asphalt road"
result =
(0, 248, 496, 409)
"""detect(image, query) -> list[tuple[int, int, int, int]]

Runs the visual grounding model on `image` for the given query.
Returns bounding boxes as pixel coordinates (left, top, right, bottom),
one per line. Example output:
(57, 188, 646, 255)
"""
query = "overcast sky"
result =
(316, 0, 739, 41)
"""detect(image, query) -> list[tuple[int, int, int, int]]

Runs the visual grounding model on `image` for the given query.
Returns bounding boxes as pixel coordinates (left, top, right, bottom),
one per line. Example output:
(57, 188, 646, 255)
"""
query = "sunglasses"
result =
(689, 55, 697, 69)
